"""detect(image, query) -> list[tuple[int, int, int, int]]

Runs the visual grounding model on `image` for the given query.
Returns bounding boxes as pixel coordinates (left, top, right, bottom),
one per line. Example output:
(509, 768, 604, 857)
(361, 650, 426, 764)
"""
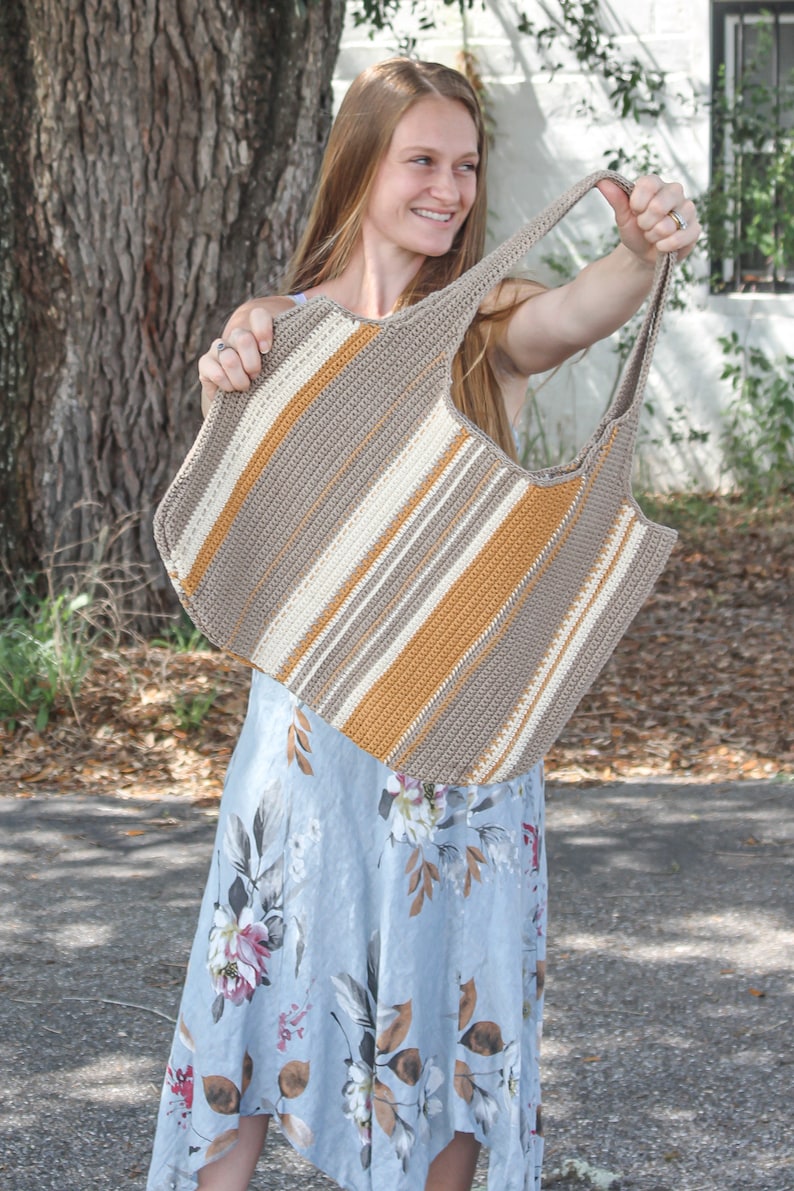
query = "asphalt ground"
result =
(0, 779, 791, 1191)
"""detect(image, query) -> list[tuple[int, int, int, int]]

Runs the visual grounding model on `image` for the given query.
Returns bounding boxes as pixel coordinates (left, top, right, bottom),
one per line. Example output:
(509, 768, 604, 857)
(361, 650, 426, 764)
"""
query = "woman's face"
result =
(362, 95, 479, 260)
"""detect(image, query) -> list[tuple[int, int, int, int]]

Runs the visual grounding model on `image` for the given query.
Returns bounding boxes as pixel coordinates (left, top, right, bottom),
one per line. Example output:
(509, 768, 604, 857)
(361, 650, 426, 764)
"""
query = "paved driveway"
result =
(0, 780, 791, 1190)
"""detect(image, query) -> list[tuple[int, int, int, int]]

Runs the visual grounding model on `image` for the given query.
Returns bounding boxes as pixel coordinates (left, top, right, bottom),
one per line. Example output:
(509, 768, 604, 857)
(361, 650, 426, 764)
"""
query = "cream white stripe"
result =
(250, 400, 464, 673)
(332, 482, 530, 725)
(480, 507, 645, 780)
(293, 442, 506, 698)
(175, 320, 360, 574)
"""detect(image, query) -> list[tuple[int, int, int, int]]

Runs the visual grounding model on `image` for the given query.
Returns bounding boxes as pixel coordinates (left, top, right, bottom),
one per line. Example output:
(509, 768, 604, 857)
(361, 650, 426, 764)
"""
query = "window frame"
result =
(711, 0, 794, 293)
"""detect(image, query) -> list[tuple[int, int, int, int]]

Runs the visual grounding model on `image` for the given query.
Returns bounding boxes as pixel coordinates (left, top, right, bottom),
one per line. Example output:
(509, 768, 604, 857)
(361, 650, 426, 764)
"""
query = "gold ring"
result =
(668, 209, 687, 232)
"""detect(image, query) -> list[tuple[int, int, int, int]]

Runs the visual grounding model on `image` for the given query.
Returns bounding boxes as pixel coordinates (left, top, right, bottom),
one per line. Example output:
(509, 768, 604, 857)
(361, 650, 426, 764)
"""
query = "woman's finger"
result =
(626, 176, 700, 259)
(652, 202, 701, 258)
(208, 338, 252, 392)
(198, 351, 229, 395)
(631, 179, 685, 228)
(226, 327, 266, 380)
(249, 306, 275, 354)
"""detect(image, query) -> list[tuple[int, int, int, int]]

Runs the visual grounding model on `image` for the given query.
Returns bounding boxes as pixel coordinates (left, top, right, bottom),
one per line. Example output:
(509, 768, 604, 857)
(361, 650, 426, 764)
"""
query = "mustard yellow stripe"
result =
(394, 425, 621, 771)
(342, 475, 582, 762)
(274, 427, 471, 682)
(183, 322, 381, 597)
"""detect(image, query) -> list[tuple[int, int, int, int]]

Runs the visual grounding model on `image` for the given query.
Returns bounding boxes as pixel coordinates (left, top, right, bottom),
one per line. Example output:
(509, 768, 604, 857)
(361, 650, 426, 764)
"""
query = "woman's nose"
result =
(428, 168, 458, 202)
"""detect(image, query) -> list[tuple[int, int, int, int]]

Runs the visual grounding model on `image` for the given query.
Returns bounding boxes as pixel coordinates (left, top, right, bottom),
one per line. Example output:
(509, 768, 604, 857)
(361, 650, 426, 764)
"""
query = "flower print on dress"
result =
(332, 939, 378, 1171)
(207, 783, 287, 1022)
(390, 1115, 416, 1172)
(286, 700, 314, 775)
(207, 903, 270, 1005)
(331, 930, 444, 1174)
(416, 1058, 444, 1143)
(273, 1058, 315, 1151)
(164, 1063, 194, 1127)
(287, 818, 321, 885)
(454, 976, 516, 1137)
(380, 776, 520, 914)
(342, 1058, 374, 1149)
(381, 774, 448, 845)
(522, 816, 541, 874)
(499, 1039, 521, 1121)
(277, 985, 315, 1054)
(288, 833, 307, 882)
(470, 1084, 500, 1133)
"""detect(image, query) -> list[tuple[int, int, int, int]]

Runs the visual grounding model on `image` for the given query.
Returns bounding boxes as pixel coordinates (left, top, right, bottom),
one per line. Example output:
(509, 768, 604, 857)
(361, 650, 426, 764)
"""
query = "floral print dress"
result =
(147, 671, 547, 1191)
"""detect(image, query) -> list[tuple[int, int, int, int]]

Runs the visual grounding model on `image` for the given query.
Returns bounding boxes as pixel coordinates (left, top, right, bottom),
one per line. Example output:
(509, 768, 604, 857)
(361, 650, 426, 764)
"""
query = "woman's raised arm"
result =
(493, 175, 700, 383)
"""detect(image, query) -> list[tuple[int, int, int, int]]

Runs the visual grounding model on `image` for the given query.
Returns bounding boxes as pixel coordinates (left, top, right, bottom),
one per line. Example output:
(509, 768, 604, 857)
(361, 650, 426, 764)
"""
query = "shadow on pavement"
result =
(0, 780, 791, 1190)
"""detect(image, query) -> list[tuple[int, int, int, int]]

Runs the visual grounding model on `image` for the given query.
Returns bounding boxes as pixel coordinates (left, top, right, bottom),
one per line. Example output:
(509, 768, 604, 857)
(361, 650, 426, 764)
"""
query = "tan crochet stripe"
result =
(321, 463, 531, 726)
(400, 514, 675, 782)
(475, 503, 645, 781)
(387, 421, 623, 772)
(170, 305, 356, 568)
(245, 396, 466, 672)
(183, 321, 381, 597)
(301, 450, 510, 707)
(221, 356, 447, 656)
(274, 426, 471, 683)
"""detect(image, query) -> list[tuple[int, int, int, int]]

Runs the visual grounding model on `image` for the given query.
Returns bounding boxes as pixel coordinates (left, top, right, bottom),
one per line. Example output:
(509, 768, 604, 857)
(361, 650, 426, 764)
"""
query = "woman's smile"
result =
(412, 208, 455, 223)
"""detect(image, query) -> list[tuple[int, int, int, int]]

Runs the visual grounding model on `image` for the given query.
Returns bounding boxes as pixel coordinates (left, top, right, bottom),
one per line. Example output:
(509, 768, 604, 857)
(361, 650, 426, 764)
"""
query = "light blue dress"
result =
(147, 671, 547, 1191)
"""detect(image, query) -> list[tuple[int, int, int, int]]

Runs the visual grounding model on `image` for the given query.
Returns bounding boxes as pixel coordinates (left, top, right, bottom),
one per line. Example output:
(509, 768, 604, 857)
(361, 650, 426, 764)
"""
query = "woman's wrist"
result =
(612, 241, 658, 276)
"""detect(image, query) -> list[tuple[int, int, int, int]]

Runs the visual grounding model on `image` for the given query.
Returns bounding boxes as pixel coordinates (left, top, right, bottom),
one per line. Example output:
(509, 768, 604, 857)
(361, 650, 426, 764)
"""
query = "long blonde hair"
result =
(286, 58, 522, 460)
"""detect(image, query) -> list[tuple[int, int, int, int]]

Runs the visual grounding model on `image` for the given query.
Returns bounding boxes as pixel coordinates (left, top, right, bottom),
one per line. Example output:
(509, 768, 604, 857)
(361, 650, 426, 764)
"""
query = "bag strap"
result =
(415, 168, 675, 427)
(436, 170, 636, 320)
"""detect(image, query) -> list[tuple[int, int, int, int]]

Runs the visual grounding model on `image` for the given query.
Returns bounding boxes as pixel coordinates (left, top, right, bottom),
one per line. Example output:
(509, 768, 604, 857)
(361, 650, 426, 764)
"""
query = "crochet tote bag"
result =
(154, 170, 677, 784)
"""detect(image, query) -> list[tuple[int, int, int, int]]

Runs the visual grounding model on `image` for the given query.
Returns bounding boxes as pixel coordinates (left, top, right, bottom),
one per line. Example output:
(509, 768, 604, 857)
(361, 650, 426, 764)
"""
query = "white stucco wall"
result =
(335, 0, 793, 491)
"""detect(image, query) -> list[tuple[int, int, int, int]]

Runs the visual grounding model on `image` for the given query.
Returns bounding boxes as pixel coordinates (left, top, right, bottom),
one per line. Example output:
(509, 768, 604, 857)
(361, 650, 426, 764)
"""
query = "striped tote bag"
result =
(154, 171, 677, 784)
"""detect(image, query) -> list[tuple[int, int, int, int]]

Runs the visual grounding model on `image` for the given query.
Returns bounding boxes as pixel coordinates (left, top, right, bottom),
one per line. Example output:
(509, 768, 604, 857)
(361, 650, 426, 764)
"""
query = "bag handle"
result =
(415, 168, 675, 427)
(434, 170, 636, 320)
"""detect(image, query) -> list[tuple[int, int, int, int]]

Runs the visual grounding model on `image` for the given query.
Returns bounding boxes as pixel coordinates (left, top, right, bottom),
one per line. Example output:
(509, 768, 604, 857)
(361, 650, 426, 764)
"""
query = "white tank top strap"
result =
(291, 292, 307, 306)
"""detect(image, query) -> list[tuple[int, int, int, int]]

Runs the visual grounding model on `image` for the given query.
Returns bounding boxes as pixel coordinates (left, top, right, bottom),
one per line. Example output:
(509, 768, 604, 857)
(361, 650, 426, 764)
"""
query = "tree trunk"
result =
(0, 0, 345, 623)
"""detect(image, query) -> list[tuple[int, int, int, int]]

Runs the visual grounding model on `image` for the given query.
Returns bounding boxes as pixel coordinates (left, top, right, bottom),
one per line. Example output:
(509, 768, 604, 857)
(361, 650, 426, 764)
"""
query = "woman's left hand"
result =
(596, 174, 700, 265)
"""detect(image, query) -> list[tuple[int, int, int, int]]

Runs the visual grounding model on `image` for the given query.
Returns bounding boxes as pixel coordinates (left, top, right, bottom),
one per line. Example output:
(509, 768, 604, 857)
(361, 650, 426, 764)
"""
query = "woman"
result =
(148, 58, 698, 1191)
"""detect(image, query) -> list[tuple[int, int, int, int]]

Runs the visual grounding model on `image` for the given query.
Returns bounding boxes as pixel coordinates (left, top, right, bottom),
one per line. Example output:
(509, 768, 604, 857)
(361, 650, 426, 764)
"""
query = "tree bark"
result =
(0, 0, 345, 621)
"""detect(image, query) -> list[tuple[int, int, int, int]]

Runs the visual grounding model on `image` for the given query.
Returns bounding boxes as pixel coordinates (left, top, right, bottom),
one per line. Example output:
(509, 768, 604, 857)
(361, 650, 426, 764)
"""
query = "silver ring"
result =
(216, 340, 227, 354)
(668, 209, 687, 232)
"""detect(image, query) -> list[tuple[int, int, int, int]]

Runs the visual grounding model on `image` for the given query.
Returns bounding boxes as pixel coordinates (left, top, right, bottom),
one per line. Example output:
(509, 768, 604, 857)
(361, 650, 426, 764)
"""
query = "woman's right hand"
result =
(199, 304, 276, 415)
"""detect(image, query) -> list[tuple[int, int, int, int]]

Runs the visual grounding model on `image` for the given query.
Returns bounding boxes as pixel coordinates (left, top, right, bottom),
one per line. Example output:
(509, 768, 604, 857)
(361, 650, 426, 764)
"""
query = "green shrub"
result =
(0, 588, 94, 731)
(719, 334, 794, 499)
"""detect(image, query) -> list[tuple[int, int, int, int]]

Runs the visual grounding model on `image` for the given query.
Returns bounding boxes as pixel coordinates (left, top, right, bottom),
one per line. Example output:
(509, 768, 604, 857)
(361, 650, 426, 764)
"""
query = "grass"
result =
(149, 610, 211, 653)
(172, 687, 218, 732)
(638, 489, 794, 536)
(0, 588, 95, 731)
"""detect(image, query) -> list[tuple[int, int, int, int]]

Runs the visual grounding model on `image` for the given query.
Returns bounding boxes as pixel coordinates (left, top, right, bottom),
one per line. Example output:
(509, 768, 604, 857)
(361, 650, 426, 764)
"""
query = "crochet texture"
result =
(154, 171, 677, 783)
